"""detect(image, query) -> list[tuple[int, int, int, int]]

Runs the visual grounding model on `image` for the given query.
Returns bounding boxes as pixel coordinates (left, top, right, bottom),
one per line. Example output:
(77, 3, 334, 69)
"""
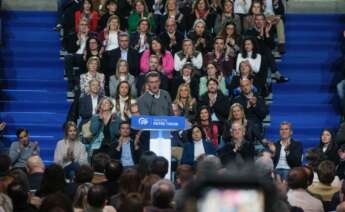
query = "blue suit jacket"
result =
(181, 140, 216, 165)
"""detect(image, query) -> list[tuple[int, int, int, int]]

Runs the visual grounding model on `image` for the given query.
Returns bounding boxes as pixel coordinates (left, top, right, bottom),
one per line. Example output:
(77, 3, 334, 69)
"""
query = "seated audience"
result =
(9, 128, 40, 169)
(222, 103, 263, 145)
(199, 78, 230, 125)
(193, 106, 220, 147)
(110, 121, 141, 167)
(36, 164, 67, 198)
(159, 18, 184, 55)
(317, 128, 339, 164)
(112, 81, 137, 120)
(90, 97, 121, 155)
(79, 79, 103, 127)
(54, 121, 88, 180)
(171, 63, 200, 99)
(181, 125, 216, 166)
(173, 83, 197, 122)
(86, 184, 117, 212)
(308, 160, 340, 203)
(138, 174, 160, 206)
(7, 182, 38, 212)
(105, 32, 140, 77)
(187, 19, 213, 54)
(232, 78, 268, 127)
(199, 63, 228, 96)
(287, 167, 324, 212)
(174, 39, 203, 73)
(150, 156, 169, 179)
(129, 18, 154, 54)
(140, 36, 174, 79)
(218, 122, 255, 165)
(73, 183, 93, 212)
(66, 165, 94, 199)
(204, 36, 235, 78)
(109, 59, 137, 98)
(80, 56, 105, 97)
(269, 121, 303, 180)
(75, 0, 99, 33)
(144, 179, 176, 212)
(128, 0, 156, 33)
(91, 153, 111, 184)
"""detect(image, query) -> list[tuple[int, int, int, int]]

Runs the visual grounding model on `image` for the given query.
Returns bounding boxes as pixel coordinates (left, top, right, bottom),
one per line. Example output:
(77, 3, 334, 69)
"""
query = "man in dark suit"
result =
(269, 121, 303, 180)
(79, 79, 102, 126)
(232, 78, 268, 128)
(159, 18, 184, 55)
(104, 32, 140, 78)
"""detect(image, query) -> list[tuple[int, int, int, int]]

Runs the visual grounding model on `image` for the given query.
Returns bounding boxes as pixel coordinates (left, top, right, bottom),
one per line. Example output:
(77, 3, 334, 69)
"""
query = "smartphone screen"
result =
(198, 188, 265, 212)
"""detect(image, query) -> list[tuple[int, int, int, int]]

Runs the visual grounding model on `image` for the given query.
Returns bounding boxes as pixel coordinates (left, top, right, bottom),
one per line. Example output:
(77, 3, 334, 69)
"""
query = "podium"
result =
(131, 116, 185, 179)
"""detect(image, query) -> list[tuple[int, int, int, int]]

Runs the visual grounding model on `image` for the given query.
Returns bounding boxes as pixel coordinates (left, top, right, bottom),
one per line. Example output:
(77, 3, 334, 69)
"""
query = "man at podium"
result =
(138, 71, 173, 116)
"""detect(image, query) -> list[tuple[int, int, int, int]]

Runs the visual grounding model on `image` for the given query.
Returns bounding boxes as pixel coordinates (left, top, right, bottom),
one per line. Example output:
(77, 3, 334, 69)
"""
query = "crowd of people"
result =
(1, 0, 345, 211)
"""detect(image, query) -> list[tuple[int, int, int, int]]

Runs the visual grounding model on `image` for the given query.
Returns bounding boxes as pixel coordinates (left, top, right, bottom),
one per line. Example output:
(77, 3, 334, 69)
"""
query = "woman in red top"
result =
(75, 0, 100, 32)
(195, 105, 219, 147)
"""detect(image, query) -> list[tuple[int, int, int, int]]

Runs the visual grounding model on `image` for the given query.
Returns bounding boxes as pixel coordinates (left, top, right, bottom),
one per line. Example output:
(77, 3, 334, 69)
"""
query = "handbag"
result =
(82, 121, 93, 139)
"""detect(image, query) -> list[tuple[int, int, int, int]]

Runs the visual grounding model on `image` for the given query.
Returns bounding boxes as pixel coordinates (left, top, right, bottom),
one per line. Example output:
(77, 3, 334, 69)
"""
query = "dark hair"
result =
(149, 36, 167, 55)
(39, 192, 73, 212)
(151, 180, 175, 209)
(75, 165, 94, 184)
(150, 156, 169, 178)
(38, 164, 66, 196)
(115, 81, 132, 117)
(305, 148, 322, 170)
(119, 193, 144, 212)
(137, 151, 157, 179)
(249, 0, 263, 15)
(302, 165, 314, 186)
(81, 0, 94, 12)
(188, 125, 206, 141)
(8, 169, 29, 192)
(7, 182, 28, 208)
(206, 77, 219, 86)
(106, 0, 117, 6)
(85, 36, 102, 61)
(196, 105, 211, 124)
(105, 159, 123, 181)
(119, 168, 141, 194)
(91, 153, 111, 173)
(241, 37, 258, 59)
(0, 154, 11, 174)
(317, 160, 336, 185)
(287, 167, 308, 189)
(218, 21, 238, 40)
(176, 164, 194, 184)
(319, 128, 336, 152)
(16, 128, 28, 137)
(87, 184, 108, 208)
(138, 174, 160, 205)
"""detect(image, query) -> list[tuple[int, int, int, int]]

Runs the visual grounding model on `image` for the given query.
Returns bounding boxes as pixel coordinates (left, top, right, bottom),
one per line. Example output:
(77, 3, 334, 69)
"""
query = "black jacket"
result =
(198, 90, 231, 124)
(109, 139, 141, 165)
(79, 94, 101, 126)
(273, 139, 303, 168)
(231, 93, 268, 125)
(159, 30, 184, 55)
(104, 47, 140, 77)
(217, 139, 255, 165)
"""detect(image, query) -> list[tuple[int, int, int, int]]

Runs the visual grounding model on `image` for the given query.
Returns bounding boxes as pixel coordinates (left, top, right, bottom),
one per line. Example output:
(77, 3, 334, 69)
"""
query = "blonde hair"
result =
(174, 83, 194, 110)
(64, 121, 78, 139)
(106, 15, 120, 31)
(228, 103, 247, 126)
(115, 59, 129, 79)
(97, 97, 114, 113)
(86, 56, 101, 72)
